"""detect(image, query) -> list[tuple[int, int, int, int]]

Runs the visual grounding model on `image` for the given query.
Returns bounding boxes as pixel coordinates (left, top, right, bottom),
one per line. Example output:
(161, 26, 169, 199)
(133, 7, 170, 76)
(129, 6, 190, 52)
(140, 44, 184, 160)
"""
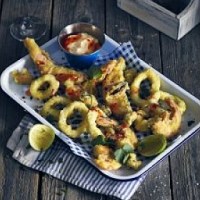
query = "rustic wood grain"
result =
(160, 24, 200, 200)
(40, 1, 106, 200)
(106, 1, 172, 200)
(0, 0, 52, 199)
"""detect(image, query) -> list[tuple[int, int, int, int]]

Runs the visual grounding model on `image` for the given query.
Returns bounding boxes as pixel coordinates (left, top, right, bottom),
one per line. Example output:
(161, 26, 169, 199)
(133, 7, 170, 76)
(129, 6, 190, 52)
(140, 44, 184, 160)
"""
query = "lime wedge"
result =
(28, 124, 55, 151)
(137, 135, 167, 157)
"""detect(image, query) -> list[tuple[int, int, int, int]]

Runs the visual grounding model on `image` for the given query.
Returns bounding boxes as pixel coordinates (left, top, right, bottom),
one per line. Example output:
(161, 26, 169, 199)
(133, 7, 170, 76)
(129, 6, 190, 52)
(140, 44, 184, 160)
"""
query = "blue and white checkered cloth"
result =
(7, 42, 147, 200)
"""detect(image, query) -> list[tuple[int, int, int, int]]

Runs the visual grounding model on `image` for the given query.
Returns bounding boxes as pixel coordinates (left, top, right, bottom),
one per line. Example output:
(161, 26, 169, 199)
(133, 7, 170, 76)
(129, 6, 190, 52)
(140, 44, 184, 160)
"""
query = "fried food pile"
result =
(11, 37, 186, 171)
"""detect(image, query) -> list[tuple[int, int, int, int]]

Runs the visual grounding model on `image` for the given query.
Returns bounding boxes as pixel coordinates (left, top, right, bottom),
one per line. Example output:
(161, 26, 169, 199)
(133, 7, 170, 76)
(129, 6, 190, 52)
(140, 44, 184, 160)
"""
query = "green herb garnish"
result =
(88, 66, 102, 79)
(92, 135, 106, 146)
(114, 144, 134, 163)
(114, 148, 126, 163)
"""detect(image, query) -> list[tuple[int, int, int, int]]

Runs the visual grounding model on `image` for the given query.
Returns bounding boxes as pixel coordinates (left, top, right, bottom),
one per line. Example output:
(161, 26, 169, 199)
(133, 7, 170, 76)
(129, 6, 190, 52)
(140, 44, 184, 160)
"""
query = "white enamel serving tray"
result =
(1, 35, 200, 180)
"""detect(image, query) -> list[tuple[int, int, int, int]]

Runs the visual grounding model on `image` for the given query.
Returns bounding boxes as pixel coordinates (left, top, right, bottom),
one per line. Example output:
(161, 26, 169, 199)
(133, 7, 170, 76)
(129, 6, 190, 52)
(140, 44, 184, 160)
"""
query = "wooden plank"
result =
(40, 0, 106, 200)
(0, 0, 52, 199)
(160, 23, 200, 200)
(106, 1, 172, 200)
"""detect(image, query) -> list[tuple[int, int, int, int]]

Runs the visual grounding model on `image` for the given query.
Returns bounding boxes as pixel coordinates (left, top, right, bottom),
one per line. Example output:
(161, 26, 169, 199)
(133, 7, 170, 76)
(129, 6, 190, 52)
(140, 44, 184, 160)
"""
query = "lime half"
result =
(28, 124, 55, 151)
(137, 135, 167, 157)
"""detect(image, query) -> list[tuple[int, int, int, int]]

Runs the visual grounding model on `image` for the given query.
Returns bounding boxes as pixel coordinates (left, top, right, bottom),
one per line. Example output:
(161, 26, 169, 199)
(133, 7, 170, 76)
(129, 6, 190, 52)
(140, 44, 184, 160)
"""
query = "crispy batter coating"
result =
(123, 112, 137, 127)
(124, 67, 138, 85)
(130, 69, 160, 107)
(58, 101, 88, 138)
(104, 82, 132, 118)
(24, 38, 87, 84)
(86, 110, 104, 139)
(151, 99, 182, 138)
(40, 96, 71, 121)
(80, 94, 98, 108)
(126, 153, 142, 170)
(159, 91, 186, 114)
(11, 68, 33, 85)
(115, 126, 138, 149)
(30, 74, 59, 100)
(103, 57, 126, 87)
(86, 107, 118, 139)
(93, 145, 121, 170)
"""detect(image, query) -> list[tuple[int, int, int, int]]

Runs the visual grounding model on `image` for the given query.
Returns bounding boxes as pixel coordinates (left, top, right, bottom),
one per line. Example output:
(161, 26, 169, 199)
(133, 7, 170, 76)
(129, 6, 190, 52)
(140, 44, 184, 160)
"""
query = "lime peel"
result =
(28, 124, 55, 151)
(137, 134, 167, 157)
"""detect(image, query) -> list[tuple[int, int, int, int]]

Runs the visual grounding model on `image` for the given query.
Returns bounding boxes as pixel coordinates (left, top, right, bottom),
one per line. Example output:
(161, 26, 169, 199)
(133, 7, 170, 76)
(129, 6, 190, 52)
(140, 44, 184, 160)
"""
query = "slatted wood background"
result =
(0, 0, 200, 200)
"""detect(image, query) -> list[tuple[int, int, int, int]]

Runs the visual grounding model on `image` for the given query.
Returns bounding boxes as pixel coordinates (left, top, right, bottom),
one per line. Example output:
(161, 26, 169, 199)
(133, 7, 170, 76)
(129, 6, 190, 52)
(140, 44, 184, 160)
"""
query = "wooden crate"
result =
(117, 0, 200, 40)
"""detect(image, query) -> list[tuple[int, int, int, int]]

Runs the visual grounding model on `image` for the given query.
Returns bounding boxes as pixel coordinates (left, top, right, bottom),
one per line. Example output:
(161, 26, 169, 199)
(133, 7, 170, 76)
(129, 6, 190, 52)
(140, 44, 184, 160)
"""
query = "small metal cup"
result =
(58, 23, 105, 69)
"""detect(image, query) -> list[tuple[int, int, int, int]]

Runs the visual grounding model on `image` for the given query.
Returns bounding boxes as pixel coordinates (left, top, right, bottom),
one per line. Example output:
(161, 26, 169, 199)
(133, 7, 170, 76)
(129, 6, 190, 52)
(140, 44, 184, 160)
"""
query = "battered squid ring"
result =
(86, 110, 104, 139)
(30, 74, 59, 100)
(159, 91, 186, 114)
(40, 96, 71, 121)
(58, 101, 88, 138)
(130, 69, 160, 107)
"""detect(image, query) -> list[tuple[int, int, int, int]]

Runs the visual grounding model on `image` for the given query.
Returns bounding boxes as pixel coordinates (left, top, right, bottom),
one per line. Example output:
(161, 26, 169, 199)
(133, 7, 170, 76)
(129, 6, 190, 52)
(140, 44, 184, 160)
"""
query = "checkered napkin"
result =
(7, 42, 147, 200)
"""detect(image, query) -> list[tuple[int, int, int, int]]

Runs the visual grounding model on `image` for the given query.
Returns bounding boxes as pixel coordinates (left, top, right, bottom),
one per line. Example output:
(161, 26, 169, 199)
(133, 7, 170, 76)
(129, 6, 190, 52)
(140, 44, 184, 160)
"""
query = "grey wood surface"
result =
(0, 0, 200, 200)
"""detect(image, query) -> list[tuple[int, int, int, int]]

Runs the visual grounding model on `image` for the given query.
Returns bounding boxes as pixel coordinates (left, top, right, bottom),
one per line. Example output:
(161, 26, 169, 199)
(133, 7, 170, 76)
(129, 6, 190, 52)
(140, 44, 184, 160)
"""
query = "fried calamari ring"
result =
(30, 74, 59, 100)
(130, 69, 160, 107)
(40, 96, 71, 121)
(86, 110, 104, 139)
(151, 99, 182, 138)
(159, 91, 186, 114)
(58, 101, 88, 138)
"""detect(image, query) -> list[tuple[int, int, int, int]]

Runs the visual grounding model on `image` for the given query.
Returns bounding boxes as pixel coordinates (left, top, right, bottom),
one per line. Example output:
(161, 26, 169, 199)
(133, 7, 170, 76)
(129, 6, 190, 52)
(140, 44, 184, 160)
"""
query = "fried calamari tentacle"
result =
(93, 145, 121, 170)
(86, 106, 118, 139)
(24, 38, 87, 84)
(130, 69, 160, 107)
(64, 79, 82, 100)
(30, 74, 59, 100)
(115, 125, 138, 149)
(40, 96, 71, 121)
(102, 57, 126, 87)
(58, 101, 88, 138)
(11, 68, 33, 85)
(104, 82, 132, 118)
(134, 110, 152, 132)
(123, 112, 138, 127)
(80, 94, 98, 108)
(91, 107, 118, 127)
(94, 59, 118, 83)
(126, 153, 142, 170)
(151, 99, 182, 139)
(124, 67, 138, 85)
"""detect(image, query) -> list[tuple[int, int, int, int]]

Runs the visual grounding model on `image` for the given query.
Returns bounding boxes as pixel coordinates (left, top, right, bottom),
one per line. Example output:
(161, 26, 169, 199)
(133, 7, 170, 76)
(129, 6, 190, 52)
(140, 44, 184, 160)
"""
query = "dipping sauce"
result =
(62, 33, 100, 55)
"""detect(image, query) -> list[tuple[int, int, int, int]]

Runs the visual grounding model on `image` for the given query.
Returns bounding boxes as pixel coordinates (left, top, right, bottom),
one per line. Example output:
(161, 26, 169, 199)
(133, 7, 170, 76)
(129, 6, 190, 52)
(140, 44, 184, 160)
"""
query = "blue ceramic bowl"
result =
(58, 23, 105, 69)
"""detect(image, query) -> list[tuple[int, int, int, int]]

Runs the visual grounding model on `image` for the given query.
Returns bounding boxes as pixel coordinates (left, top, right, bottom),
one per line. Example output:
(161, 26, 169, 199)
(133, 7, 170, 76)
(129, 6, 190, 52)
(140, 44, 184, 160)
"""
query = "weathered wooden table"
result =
(0, 0, 200, 200)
